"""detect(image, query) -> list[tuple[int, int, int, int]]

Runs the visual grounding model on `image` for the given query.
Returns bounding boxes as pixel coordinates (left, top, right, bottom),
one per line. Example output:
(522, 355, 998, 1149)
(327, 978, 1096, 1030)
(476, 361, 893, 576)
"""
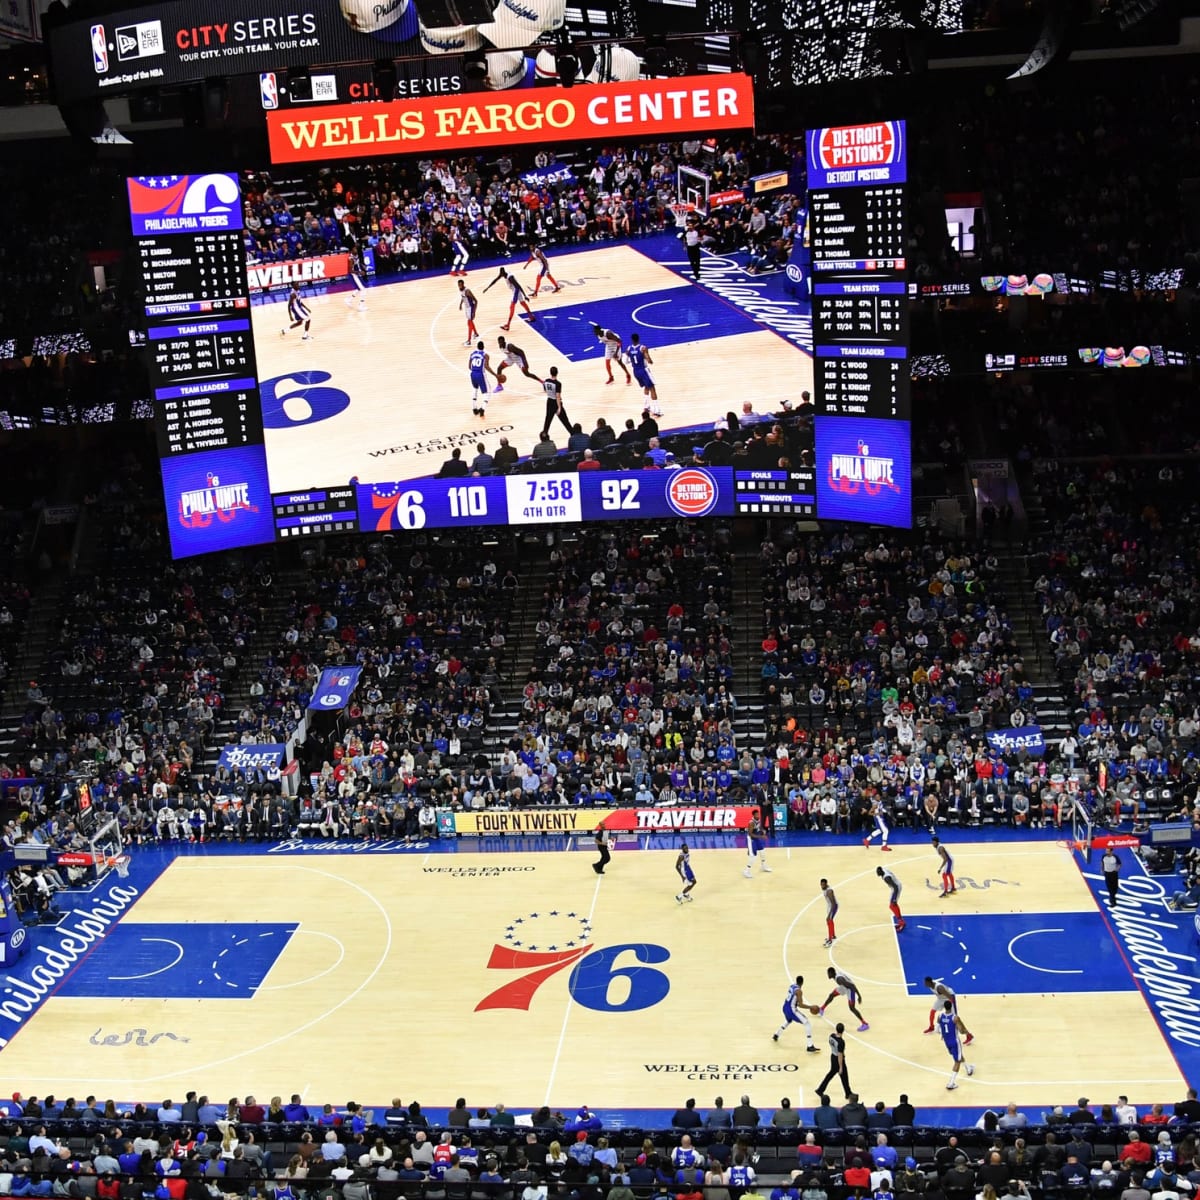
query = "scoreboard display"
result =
(806, 119, 911, 529)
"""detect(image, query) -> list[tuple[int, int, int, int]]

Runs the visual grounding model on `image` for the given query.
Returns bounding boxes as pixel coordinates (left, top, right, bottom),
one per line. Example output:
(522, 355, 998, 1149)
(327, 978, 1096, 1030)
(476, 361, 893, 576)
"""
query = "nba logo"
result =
(91, 24, 108, 73)
(260, 71, 279, 110)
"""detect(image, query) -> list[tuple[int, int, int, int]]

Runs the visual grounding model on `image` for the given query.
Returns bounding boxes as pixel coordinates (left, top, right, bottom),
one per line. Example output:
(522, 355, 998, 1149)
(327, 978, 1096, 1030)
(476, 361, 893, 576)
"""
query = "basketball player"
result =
(814, 1022, 852, 1101)
(591, 324, 632, 385)
(449, 225, 470, 277)
(820, 877, 839, 947)
(457, 278, 479, 345)
(495, 336, 543, 388)
(923, 978, 972, 1042)
(863, 794, 892, 851)
(281, 284, 312, 340)
(483, 268, 534, 330)
(626, 333, 659, 406)
(542, 366, 573, 436)
(820, 966, 869, 1032)
(467, 341, 498, 418)
(675, 841, 697, 903)
(744, 809, 771, 878)
(523, 243, 562, 296)
(877, 864, 905, 932)
(932, 836, 957, 897)
(937, 1000, 975, 1090)
(773, 975, 819, 1052)
(344, 244, 368, 310)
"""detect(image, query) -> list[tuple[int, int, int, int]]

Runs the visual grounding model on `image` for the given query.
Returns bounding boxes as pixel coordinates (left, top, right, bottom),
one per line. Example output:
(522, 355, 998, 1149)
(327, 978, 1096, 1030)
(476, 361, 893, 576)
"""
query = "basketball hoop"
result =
(106, 855, 131, 878)
(669, 202, 696, 229)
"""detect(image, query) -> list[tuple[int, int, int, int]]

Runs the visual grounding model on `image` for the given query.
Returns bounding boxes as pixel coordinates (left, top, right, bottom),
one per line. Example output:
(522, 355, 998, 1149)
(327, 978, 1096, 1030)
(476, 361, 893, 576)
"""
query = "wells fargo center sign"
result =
(266, 73, 756, 164)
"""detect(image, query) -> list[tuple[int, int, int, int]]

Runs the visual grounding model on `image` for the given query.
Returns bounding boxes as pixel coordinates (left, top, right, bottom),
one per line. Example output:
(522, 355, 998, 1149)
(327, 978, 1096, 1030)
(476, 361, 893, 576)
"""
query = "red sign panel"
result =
(266, 74, 756, 164)
(246, 252, 351, 293)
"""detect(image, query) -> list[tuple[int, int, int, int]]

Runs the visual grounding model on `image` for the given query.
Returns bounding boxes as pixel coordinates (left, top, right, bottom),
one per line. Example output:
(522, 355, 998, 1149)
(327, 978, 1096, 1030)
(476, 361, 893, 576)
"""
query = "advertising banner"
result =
(455, 809, 618, 835)
(308, 666, 363, 712)
(49, 0, 550, 104)
(218, 744, 287, 771)
(266, 74, 756, 164)
(453, 805, 761, 836)
(247, 253, 351, 293)
(160, 444, 276, 559)
(985, 725, 1046, 757)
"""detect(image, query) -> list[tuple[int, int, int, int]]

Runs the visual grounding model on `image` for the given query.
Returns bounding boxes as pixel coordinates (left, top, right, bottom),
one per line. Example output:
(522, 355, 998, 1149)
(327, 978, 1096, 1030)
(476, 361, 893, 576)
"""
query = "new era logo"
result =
(115, 20, 164, 62)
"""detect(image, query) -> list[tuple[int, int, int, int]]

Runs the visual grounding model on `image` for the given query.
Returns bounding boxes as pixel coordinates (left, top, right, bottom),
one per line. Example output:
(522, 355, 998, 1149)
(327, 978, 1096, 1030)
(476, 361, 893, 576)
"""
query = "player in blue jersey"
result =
(773, 975, 820, 1052)
(281, 284, 312, 340)
(449, 224, 470, 277)
(626, 333, 659, 408)
(467, 341, 498, 418)
(523, 243, 561, 296)
(744, 809, 772, 877)
(863, 794, 892, 851)
(457, 279, 480, 345)
(344, 244, 367, 310)
(820, 966, 869, 1032)
(483, 268, 534, 330)
(936, 999, 974, 1089)
(675, 841, 697, 903)
(876, 864, 905, 931)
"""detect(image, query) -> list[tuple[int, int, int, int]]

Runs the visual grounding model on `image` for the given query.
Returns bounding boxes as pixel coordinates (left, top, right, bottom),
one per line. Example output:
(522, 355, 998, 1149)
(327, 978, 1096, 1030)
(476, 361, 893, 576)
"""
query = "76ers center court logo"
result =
(476, 911, 670, 1014)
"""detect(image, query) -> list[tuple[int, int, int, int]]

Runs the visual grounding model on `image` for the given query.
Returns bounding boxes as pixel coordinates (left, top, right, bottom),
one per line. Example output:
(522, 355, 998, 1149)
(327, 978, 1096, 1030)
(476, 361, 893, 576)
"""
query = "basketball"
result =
(810, 1006, 821, 1015)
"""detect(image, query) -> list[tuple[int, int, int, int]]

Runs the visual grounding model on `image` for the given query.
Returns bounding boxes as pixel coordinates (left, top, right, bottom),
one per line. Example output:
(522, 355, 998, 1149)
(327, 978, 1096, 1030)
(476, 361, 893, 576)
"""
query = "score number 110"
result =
(372, 475, 645, 531)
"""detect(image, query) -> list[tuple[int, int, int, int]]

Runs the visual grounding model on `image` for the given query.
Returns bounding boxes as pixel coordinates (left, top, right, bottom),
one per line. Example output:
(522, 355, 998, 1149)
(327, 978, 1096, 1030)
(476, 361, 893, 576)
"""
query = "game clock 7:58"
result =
(504, 475, 583, 525)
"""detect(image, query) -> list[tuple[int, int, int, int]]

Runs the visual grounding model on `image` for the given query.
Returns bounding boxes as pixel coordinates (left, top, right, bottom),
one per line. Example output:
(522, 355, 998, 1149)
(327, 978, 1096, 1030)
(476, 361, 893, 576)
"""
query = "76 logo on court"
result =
(476, 911, 670, 1014)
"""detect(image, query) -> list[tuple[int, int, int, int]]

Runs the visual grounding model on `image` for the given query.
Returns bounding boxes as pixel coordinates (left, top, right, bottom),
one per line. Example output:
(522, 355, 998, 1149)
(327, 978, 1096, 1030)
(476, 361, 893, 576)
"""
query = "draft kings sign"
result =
(266, 73, 755, 164)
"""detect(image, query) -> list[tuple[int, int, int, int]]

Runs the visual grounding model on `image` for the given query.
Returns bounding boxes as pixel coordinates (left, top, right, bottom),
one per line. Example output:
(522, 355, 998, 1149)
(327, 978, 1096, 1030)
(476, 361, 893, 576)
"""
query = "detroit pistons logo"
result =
(666, 469, 718, 517)
(813, 122, 903, 171)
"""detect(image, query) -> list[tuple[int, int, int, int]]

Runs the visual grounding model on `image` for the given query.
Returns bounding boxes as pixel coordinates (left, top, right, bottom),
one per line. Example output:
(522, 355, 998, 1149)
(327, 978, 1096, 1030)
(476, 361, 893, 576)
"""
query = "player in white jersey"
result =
(523, 243, 561, 296)
(483, 268, 534, 330)
(923, 977, 972, 1042)
(937, 1000, 975, 1089)
(820, 966, 869, 1032)
(457, 279, 479, 345)
(863, 794, 892, 851)
(281, 284, 312, 339)
(591, 324, 632, 385)
(773, 975, 819, 1052)
(495, 336, 543, 388)
(876, 864, 905, 931)
(449, 226, 470, 276)
(744, 810, 771, 877)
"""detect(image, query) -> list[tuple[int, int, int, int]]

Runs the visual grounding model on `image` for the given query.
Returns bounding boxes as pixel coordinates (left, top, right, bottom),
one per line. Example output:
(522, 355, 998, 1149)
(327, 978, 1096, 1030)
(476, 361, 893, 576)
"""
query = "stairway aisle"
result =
(731, 536, 768, 756)
(0, 577, 66, 763)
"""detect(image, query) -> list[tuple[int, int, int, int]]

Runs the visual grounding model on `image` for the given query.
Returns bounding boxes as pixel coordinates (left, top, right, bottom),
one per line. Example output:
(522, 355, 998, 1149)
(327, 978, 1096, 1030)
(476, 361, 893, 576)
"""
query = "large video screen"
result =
(137, 89, 835, 556)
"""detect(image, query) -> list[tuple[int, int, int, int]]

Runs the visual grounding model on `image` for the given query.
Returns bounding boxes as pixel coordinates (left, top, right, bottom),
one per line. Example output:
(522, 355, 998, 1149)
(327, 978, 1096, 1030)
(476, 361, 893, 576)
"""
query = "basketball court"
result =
(251, 237, 814, 495)
(0, 835, 1188, 1116)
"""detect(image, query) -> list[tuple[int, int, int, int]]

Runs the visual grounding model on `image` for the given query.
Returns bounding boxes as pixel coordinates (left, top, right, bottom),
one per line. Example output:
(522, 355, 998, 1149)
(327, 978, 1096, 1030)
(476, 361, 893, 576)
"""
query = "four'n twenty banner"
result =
(307, 667, 363, 712)
(266, 73, 756, 164)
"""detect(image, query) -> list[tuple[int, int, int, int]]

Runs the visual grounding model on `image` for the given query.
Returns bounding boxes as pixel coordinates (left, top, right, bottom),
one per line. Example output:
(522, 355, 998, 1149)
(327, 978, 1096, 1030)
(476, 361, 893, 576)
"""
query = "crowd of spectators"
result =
(508, 523, 752, 807)
(242, 134, 801, 278)
(1027, 459, 1200, 828)
(0, 1089, 1197, 1200)
(755, 531, 1050, 831)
